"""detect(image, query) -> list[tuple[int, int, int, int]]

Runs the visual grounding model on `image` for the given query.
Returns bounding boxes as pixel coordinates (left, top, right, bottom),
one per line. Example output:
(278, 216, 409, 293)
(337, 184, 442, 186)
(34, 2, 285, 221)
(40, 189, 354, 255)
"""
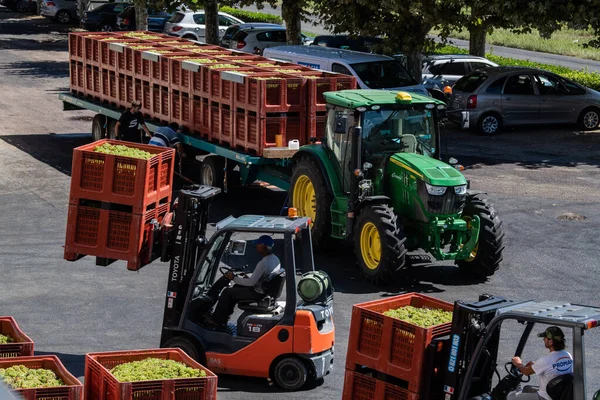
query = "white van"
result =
(262, 45, 429, 96)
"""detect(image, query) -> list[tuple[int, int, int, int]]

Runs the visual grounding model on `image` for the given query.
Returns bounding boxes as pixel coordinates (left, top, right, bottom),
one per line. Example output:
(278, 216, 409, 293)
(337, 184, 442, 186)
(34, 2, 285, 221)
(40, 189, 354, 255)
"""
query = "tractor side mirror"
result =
(227, 240, 247, 256)
(334, 115, 348, 134)
(593, 390, 600, 400)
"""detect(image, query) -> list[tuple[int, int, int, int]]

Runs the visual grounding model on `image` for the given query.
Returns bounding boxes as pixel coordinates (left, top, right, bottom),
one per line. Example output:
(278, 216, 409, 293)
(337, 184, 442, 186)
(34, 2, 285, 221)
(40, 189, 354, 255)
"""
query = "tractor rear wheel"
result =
(354, 205, 407, 285)
(456, 195, 505, 277)
(289, 156, 332, 246)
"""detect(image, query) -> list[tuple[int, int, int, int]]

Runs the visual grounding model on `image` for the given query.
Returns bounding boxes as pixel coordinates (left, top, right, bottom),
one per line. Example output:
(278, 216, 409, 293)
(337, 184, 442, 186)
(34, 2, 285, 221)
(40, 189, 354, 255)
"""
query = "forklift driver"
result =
(206, 235, 281, 327)
(508, 326, 573, 400)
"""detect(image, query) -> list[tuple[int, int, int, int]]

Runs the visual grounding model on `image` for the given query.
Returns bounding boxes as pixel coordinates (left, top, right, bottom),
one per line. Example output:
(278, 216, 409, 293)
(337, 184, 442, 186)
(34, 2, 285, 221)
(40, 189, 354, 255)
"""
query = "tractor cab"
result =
(159, 188, 334, 390)
(441, 296, 600, 400)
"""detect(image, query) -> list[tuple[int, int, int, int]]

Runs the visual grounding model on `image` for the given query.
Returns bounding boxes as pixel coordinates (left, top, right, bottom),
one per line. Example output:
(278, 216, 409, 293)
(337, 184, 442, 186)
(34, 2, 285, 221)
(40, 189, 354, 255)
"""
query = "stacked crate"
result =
(69, 31, 357, 156)
(342, 294, 454, 400)
(64, 139, 175, 271)
(0, 316, 34, 358)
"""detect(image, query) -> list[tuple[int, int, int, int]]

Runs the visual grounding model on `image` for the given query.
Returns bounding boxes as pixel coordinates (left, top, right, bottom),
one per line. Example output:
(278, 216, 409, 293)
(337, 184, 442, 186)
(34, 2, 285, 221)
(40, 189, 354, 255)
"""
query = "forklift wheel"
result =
(163, 336, 203, 363)
(273, 357, 308, 391)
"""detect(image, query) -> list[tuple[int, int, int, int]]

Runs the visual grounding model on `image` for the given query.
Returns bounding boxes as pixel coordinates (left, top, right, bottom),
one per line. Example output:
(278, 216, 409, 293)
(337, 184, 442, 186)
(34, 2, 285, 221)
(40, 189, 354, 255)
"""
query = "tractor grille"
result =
(418, 181, 466, 215)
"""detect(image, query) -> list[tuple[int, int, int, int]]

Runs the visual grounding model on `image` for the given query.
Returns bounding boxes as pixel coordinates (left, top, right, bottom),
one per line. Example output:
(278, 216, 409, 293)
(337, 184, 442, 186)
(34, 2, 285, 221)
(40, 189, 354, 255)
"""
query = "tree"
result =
(134, 0, 149, 31)
(313, 0, 462, 80)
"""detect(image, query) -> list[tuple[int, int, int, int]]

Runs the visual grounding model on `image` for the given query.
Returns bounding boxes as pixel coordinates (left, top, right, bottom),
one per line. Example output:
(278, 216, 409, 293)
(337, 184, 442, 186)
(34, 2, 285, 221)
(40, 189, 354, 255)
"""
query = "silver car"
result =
(40, 0, 78, 23)
(447, 67, 600, 134)
(163, 10, 243, 41)
(422, 54, 498, 91)
(229, 26, 312, 54)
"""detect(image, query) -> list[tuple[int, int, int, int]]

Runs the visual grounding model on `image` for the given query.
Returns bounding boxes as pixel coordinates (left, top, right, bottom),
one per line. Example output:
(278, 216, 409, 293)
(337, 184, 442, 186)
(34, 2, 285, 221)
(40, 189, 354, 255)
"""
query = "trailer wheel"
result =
(106, 118, 117, 139)
(273, 357, 308, 391)
(92, 114, 106, 142)
(289, 156, 332, 246)
(456, 195, 505, 277)
(200, 156, 224, 188)
(163, 336, 204, 364)
(354, 205, 407, 285)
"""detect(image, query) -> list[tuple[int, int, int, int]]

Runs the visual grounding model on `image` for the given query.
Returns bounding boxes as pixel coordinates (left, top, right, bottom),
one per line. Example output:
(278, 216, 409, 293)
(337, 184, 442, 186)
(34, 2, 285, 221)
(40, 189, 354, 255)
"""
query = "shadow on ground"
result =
(0, 60, 69, 78)
(34, 351, 85, 378)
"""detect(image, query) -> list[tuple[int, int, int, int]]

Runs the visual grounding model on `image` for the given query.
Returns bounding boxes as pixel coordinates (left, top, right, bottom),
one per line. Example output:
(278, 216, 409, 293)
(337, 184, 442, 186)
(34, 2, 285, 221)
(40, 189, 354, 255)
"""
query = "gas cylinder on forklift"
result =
(157, 185, 335, 391)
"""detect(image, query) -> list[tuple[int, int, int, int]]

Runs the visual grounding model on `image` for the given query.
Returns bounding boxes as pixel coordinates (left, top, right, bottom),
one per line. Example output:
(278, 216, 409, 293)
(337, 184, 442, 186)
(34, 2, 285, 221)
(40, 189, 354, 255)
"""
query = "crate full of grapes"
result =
(0, 317, 34, 358)
(84, 348, 217, 400)
(0, 355, 83, 400)
(345, 293, 453, 392)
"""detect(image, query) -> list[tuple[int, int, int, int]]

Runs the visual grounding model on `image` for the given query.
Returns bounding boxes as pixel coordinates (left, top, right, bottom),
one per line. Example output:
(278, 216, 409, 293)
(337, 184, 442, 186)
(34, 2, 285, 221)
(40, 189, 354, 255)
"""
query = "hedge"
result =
(219, 6, 283, 25)
(431, 44, 600, 91)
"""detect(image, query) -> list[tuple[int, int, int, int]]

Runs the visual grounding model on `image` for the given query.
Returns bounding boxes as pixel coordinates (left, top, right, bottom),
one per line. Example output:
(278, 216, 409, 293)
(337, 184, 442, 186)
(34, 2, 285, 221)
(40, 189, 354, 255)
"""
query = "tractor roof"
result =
(216, 215, 311, 234)
(323, 89, 445, 109)
(497, 300, 600, 330)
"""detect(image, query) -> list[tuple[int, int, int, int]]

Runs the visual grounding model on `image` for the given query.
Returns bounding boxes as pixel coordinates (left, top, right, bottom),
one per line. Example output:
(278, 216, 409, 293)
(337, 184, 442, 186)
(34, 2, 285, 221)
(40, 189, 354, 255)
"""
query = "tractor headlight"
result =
(425, 183, 447, 196)
(454, 184, 467, 195)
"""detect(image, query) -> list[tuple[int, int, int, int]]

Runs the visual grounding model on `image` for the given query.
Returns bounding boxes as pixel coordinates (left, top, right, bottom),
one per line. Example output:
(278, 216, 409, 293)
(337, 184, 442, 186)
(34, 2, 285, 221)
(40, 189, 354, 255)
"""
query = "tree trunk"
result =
(469, 26, 487, 57)
(405, 48, 423, 83)
(282, 0, 302, 45)
(133, 0, 148, 31)
(77, 0, 90, 26)
(204, 0, 220, 45)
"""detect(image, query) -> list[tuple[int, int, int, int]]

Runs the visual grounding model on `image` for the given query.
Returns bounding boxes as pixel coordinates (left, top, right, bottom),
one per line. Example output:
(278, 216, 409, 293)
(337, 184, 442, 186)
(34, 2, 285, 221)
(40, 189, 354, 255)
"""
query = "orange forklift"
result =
(155, 186, 335, 390)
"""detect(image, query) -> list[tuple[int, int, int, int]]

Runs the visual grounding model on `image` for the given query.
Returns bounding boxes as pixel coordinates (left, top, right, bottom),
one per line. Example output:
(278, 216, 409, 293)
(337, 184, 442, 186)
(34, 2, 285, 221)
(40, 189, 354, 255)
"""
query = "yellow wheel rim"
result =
(360, 222, 381, 270)
(464, 216, 479, 262)
(292, 175, 317, 222)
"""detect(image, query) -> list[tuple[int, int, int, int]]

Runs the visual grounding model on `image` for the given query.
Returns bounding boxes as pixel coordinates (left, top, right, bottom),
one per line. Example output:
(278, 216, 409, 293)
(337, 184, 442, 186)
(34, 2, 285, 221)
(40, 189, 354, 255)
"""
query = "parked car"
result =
(116, 6, 170, 32)
(3, 0, 36, 12)
(81, 2, 128, 31)
(422, 54, 498, 92)
(229, 25, 312, 54)
(40, 0, 77, 24)
(447, 66, 600, 134)
(263, 45, 429, 96)
(311, 34, 384, 53)
(220, 22, 283, 48)
(163, 10, 243, 41)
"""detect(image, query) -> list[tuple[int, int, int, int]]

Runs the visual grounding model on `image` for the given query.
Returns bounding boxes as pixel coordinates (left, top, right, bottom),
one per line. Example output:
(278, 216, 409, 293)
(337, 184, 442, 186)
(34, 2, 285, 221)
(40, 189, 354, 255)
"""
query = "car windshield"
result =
(361, 109, 437, 157)
(350, 60, 417, 89)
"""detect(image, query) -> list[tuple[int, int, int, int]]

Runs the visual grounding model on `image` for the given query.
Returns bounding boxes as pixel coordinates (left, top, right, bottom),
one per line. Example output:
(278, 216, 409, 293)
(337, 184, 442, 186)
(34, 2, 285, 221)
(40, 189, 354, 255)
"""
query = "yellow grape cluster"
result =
(383, 305, 453, 328)
(0, 334, 13, 344)
(94, 143, 153, 160)
(0, 365, 64, 389)
(110, 358, 207, 382)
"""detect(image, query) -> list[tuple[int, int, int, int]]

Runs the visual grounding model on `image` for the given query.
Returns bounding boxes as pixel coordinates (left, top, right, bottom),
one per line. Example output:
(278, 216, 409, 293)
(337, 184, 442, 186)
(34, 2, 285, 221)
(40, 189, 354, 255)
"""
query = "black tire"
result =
(163, 336, 204, 364)
(56, 10, 70, 24)
(106, 118, 117, 139)
(477, 112, 502, 135)
(272, 357, 308, 391)
(99, 23, 113, 32)
(91, 114, 106, 141)
(578, 107, 600, 131)
(354, 205, 407, 285)
(456, 195, 505, 277)
(288, 156, 332, 246)
(183, 34, 196, 40)
(199, 156, 224, 188)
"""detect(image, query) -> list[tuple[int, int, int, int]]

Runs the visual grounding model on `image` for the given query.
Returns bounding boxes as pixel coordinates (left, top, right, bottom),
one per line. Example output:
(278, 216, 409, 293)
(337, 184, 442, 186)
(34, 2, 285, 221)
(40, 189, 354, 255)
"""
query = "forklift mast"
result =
(161, 186, 221, 329)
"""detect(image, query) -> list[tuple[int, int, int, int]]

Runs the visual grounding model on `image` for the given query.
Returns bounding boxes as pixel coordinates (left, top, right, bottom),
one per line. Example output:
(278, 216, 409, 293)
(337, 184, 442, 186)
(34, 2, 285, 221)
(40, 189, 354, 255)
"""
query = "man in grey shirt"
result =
(209, 235, 281, 326)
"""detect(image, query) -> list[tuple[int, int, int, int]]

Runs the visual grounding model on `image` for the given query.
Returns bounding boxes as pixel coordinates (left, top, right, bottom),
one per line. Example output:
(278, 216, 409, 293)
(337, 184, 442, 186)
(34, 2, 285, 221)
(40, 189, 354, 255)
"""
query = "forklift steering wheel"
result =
(219, 266, 234, 276)
(504, 362, 531, 383)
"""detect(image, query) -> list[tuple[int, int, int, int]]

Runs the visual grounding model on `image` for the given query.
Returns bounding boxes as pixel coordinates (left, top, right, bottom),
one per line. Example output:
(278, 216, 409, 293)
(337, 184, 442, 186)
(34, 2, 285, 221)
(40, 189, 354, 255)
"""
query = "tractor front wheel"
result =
(354, 205, 407, 285)
(456, 195, 505, 277)
(289, 156, 332, 246)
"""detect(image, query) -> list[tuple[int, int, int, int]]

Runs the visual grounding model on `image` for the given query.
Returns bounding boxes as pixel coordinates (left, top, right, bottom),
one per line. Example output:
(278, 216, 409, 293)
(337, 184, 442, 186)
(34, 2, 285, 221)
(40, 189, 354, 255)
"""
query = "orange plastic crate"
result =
(84, 349, 217, 400)
(0, 355, 83, 400)
(0, 317, 34, 358)
(345, 293, 453, 392)
(342, 369, 419, 400)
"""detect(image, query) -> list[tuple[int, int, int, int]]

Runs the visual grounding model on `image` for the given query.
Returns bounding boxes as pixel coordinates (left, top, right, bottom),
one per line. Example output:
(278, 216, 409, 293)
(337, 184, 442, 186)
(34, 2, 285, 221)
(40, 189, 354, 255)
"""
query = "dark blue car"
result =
(81, 2, 128, 32)
(116, 6, 171, 32)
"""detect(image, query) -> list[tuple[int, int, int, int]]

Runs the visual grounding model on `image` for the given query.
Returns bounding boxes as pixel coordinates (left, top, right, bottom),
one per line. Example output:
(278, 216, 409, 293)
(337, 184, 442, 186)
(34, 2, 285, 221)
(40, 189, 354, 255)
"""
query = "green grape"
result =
(93, 143, 153, 160)
(0, 365, 65, 389)
(383, 305, 453, 328)
(0, 334, 13, 344)
(110, 358, 207, 382)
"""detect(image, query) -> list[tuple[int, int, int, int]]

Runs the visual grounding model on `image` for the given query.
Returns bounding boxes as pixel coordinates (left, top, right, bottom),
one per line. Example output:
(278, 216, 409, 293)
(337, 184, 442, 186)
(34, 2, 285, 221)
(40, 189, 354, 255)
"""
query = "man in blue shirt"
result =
(149, 122, 185, 157)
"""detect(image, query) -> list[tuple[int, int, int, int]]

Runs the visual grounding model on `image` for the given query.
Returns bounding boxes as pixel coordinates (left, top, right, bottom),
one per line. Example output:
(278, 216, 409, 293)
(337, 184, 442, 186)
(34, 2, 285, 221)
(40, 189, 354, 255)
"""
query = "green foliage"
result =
(219, 6, 282, 24)
(110, 358, 207, 382)
(94, 143, 154, 160)
(0, 365, 64, 389)
(0, 334, 13, 344)
(383, 306, 453, 328)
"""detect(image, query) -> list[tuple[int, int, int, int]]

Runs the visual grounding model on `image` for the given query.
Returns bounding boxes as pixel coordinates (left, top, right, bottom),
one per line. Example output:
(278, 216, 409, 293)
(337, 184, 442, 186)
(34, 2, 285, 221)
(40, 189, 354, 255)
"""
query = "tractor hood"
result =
(389, 153, 467, 186)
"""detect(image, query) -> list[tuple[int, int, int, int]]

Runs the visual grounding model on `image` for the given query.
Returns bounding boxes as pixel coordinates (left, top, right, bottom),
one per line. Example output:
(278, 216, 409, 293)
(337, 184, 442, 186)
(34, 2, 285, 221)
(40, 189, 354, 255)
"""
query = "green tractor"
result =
(288, 90, 504, 284)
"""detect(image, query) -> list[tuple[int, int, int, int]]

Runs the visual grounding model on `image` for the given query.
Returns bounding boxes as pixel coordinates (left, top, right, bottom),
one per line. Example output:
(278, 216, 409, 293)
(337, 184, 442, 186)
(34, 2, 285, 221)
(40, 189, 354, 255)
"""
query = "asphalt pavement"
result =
(1, 7, 600, 399)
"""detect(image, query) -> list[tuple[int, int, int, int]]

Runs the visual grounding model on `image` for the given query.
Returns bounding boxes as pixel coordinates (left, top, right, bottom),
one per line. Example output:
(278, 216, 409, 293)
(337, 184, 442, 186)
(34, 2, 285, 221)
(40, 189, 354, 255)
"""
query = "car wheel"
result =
(182, 34, 196, 40)
(56, 10, 70, 24)
(477, 113, 501, 135)
(99, 24, 113, 32)
(578, 107, 600, 131)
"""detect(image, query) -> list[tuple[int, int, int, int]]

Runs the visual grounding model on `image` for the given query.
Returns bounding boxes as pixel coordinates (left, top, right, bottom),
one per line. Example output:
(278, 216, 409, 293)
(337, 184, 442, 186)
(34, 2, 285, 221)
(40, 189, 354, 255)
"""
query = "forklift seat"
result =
(546, 373, 573, 400)
(237, 270, 286, 314)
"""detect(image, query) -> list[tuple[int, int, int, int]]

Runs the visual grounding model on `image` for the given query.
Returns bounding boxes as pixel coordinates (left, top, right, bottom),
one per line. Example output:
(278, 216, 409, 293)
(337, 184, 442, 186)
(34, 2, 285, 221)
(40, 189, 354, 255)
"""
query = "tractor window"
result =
(326, 108, 355, 192)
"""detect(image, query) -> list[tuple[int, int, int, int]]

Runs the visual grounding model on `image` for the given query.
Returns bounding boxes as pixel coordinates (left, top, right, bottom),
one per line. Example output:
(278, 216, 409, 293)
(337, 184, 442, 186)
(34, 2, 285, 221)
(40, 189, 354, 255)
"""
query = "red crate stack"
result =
(0, 356, 83, 400)
(343, 293, 453, 398)
(84, 348, 218, 400)
(0, 316, 34, 358)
